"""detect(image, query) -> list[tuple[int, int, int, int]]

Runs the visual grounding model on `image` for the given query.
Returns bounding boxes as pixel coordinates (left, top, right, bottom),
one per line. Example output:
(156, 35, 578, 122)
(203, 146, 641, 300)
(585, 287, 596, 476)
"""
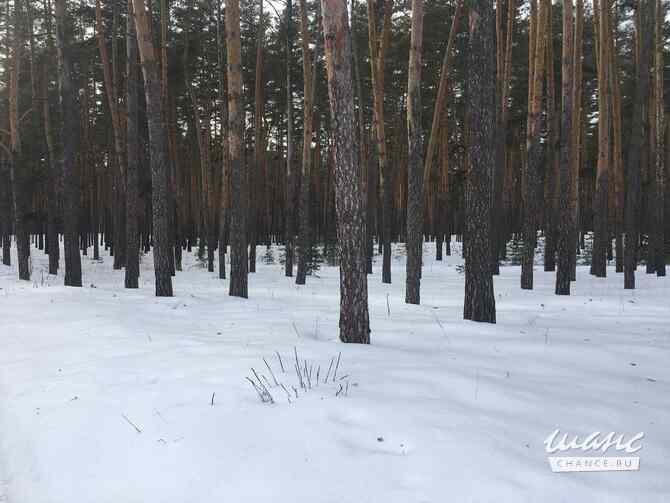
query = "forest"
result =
(0, 0, 669, 500)
(0, 0, 668, 340)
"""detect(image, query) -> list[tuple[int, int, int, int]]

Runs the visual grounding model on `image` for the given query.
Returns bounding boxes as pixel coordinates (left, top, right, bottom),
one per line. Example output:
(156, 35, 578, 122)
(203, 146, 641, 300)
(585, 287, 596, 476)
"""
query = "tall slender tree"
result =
(367, 0, 393, 284)
(125, 0, 140, 289)
(55, 0, 82, 287)
(624, 0, 653, 289)
(405, 0, 424, 305)
(556, 0, 575, 295)
(321, 0, 370, 343)
(284, 0, 295, 277)
(132, 0, 174, 296)
(226, 0, 249, 298)
(522, 0, 547, 290)
(295, 0, 317, 285)
(463, 0, 496, 322)
(8, 0, 30, 280)
(591, 0, 611, 278)
(651, 0, 665, 277)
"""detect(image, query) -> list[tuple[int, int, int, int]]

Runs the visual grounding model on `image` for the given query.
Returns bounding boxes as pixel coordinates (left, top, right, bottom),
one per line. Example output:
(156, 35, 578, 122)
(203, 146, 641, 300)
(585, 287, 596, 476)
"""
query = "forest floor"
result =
(1, 241, 669, 502)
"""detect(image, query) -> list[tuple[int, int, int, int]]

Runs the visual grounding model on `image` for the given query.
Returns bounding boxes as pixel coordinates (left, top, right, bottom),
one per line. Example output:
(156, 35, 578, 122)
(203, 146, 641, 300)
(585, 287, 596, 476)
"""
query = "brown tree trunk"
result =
(367, 0, 393, 284)
(284, 0, 295, 277)
(321, 0, 370, 343)
(492, 0, 515, 274)
(295, 0, 318, 285)
(225, 0, 248, 298)
(556, 0, 574, 295)
(405, 0, 424, 305)
(132, 0, 174, 296)
(250, 0, 265, 274)
(125, 0, 140, 289)
(464, 0, 496, 323)
(216, 0, 229, 280)
(521, 0, 547, 290)
(624, 0, 654, 290)
(569, 0, 584, 281)
(8, 0, 30, 280)
(55, 0, 82, 287)
(652, 0, 665, 276)
(591, 0, 611, 278)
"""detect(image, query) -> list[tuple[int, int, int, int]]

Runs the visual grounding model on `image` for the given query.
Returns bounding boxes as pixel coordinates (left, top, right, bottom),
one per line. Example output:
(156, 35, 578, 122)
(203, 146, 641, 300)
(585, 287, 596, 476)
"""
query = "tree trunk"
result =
(569, 0, 584, 281)
(367, 0, 393, 284)
(463, 0, 496, 323)
(556, 0, 574, 295)
(250, 0, 265, 274)
(55, 0, 82, 287)
(132, 0, 174, 297)
(405, 0, 424, 305)
(522, 0, 547, 290)
(284, 0, 295, 277)
(624, 0, 652, 289)
(295, 0, 317, 285)
(591, 0, 611, 279)
(652, 0, 665, 276)
(225, 0, 248, 298)
(321, 0, 370, 343)
(125, 0, 140, 289)
(8, 0, 30, 280)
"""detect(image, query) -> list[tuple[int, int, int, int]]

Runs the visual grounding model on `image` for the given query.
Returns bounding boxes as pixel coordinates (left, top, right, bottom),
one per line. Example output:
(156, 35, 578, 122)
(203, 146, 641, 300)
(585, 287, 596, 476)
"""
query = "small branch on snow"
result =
(275, 351, 285, 373)
(122, 414, 142, 433)
(264, 357, 279, 386)
(324, 357, 334, 383)
(333, 352, 341, 382)
(211, 392, 215, 406)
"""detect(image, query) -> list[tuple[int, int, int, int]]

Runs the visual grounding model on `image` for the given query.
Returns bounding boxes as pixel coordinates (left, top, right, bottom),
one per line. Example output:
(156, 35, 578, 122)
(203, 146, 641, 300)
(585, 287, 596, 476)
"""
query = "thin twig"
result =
(275, 351, 285, 373)
(325, 357, 334, 383)
(333, 352, 341, 382)
(264, 357, 279, 386)
(122, 414, 142, 433)
(280, 383, 292, 403)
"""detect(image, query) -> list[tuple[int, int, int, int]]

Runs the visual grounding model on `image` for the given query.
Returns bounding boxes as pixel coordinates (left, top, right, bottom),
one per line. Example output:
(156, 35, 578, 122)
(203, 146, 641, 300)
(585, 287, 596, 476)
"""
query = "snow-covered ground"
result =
(1, 242, 668, 503)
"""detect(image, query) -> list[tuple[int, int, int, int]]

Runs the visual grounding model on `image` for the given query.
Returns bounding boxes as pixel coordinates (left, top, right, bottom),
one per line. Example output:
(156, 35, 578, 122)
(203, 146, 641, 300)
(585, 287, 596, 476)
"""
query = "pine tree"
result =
(463, 0, 496, 323)
(321, 0, 370, 343)
(132, 0, 174, 297)
(226, 0, 249, 298)
(405, 0, 424, 305)
(55, 0, 82, 287)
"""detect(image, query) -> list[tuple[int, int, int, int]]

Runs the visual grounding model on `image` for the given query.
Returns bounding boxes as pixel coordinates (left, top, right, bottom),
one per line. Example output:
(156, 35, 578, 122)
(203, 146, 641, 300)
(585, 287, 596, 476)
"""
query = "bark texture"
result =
(132, 0, 174, 296)
(321, 0, 370, 343)
(463, 0, 496, 323)
(55, 0, 82, 287)
(225, 0, 249, 298)
(405, 0, 424, 305)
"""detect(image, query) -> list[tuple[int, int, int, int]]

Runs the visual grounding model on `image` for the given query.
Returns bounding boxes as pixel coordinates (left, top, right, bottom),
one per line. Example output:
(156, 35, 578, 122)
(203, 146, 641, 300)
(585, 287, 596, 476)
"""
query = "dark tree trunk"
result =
(125, 0, 140, 289)
(405, 0, 424, 305)
(522, 0, 547, 290)
(321, 0, 370, 343)
(284, 0, 295, 277)
(55, 0, 82, 287)
(226, 0, 249, 298)
(132, 0, 173, 297)
(556, 0, 574, 295)
(463, 0, 496, 323)
(624, 0, 652, 289)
